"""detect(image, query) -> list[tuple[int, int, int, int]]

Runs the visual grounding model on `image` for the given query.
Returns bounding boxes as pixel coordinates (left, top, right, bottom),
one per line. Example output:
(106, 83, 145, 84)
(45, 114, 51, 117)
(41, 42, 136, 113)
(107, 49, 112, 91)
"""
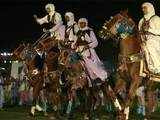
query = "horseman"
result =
(64, 12, 79, 48)
(34, 3, 65, 40)
(138, 2, 160, 116)
(139, 2, 160, 77)
(75, 18, 108, 83)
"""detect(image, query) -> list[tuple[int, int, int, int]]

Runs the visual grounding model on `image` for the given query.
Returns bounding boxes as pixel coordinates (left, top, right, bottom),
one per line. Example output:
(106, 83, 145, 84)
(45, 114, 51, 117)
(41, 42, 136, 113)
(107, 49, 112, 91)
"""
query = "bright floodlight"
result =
(4, 52, 7, 56)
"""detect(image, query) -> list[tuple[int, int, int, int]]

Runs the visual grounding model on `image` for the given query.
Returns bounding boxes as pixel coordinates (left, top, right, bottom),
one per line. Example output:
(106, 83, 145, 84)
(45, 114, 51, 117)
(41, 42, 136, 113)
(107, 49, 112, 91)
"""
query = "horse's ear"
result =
(125, 9, 128, 14)
(120, 10, 123, 14)
(120, 9, 129, 17)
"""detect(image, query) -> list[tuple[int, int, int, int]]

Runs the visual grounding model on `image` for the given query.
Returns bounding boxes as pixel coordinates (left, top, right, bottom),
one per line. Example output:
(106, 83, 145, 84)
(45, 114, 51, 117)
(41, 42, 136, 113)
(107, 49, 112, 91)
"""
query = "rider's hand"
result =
(43, 28, 49, 33)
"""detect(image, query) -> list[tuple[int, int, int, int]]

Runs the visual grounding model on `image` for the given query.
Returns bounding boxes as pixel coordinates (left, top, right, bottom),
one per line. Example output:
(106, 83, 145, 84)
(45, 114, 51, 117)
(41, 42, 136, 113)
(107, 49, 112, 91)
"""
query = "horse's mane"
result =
(105, 10, 136, 30)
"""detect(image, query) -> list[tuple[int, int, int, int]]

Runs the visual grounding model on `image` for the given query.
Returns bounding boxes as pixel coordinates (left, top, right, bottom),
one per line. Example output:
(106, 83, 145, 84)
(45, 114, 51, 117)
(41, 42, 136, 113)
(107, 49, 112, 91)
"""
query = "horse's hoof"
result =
(35, 104, 43, 111)
(67, 114, 74, 119)
(49, 116, 56, 120)
(29, 112, 35, 117)
(44, 112, 48, 116)
(95, 119, 100, 120)
(30, 106, 36, 116)
(84, 114, 89, 120)
(84, 117, 89, 120)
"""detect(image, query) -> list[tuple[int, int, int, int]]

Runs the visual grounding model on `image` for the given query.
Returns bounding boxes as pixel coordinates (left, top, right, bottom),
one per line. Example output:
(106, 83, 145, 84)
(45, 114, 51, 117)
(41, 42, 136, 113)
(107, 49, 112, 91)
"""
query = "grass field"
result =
(0, 105, 160, 120)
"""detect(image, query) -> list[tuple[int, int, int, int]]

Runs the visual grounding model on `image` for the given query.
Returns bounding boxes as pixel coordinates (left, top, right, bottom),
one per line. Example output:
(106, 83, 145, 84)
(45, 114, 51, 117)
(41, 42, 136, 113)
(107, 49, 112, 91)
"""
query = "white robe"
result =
(139, 15, 160, 74)
(66, 21, 79, 48)
(76, 27, 108, 81)
(37, 12, 65, 40)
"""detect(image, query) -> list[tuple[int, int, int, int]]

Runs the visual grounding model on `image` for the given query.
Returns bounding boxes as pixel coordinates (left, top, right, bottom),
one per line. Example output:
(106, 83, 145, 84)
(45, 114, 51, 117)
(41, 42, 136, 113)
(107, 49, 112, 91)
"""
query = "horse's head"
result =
(99, 10, 136, 40)
(58, 49, 70, 67)
(58, 49, 84, 82)
(58, 48, 82, 68)
(36, 36, 58, 52)
(12, 44, 26, 60)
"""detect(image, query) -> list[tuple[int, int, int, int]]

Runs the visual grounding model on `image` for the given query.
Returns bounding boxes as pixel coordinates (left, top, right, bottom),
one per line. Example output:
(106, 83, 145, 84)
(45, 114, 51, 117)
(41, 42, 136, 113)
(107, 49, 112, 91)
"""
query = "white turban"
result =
(78, 18, 89, 30)
(142, 2, 155, 20)
(65, 12, 75, 26)
(65, 12, 74, 21)
(45, 3, 55, 13)
(78, 18, 88, 25)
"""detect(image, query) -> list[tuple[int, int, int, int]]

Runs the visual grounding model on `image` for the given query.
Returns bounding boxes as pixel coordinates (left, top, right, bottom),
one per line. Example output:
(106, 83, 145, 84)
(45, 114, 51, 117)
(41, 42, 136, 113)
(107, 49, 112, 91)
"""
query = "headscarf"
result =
(65, 12, 75, 26)
(45, 3, 55, 14)
(142, 2, 155, 20)
(78, 18, 89, 30)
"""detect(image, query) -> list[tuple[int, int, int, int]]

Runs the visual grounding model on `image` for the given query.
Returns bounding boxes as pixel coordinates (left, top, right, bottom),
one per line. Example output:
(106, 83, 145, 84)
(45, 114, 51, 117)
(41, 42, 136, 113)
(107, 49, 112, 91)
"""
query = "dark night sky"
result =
(0, 0, 159, 59)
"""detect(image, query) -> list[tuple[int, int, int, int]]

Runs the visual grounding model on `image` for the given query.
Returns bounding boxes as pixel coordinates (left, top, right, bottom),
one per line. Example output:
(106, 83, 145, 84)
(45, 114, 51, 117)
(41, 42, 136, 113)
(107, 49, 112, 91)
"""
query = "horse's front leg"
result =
(50, 91, 61, 119)
(31, 81, 43, 116)
(101, 81, 126, 120)
(83, 87, 95, 120)
(125, 63, 142, 120)
(66, 87, 77, 118)
(40, 90, 48, 116)
(124, 75, 140, 120)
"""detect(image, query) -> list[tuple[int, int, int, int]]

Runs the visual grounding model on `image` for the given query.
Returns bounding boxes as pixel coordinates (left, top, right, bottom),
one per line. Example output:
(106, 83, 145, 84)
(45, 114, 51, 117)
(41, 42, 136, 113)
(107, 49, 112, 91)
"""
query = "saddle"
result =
(92, 78, 104, 87)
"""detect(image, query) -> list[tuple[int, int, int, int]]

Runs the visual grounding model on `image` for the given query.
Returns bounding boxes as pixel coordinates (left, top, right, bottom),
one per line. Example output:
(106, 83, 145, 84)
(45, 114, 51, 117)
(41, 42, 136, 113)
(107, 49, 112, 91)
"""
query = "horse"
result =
(99, 10, 143, 120)
(38, 36, 64, 119)
(58, 46, 92, 119)
(12, 43, 46, 114)
(13, 40, 58, 114)
(12, 33, 64, 118)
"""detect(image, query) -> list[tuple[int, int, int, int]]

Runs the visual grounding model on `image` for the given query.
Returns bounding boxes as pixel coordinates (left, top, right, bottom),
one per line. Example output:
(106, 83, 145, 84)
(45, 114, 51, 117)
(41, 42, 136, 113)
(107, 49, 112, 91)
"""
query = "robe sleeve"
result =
(88, 31, 98, 48)
(148, 16, 160, 35)
(73, 24, 79, 34)
(138, 18, 144, 31)
(71, 24, 79, 48)
(36, 15, 48, 25)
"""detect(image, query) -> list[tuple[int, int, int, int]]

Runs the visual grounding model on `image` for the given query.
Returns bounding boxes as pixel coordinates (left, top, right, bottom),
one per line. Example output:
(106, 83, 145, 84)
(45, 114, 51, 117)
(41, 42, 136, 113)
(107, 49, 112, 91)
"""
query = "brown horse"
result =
(58, 48, 91, 118)
(12, 35, 62, 117)
(40, 36, 63, 118)
(99, 10, 142, 120)
(12, 43, 45, 115)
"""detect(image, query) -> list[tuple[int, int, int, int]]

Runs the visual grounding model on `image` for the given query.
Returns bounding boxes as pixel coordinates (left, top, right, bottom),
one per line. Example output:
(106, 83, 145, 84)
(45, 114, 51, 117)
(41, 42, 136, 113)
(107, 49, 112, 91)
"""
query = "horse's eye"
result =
(64, 52, 68, 56)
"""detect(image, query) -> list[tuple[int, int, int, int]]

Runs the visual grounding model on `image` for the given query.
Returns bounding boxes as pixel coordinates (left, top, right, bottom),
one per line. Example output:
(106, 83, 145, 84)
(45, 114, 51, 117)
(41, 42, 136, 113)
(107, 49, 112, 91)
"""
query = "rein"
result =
(33, 32, 49, 47)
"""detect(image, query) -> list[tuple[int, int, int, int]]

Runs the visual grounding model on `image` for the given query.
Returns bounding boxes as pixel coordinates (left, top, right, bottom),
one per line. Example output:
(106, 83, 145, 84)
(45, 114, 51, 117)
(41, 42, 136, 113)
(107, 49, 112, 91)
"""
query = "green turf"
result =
(0, 106, 160, 120)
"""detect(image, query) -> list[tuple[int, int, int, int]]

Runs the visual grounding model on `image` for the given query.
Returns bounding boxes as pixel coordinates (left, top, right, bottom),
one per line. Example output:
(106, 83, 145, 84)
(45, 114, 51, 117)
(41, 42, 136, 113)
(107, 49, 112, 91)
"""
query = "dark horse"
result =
(38, 36, 63, 119)
(99, 10, 143, 120)
(58, 47, 91, 119)
(12, 35, 61, 117)
(12, 43, 45, 116)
